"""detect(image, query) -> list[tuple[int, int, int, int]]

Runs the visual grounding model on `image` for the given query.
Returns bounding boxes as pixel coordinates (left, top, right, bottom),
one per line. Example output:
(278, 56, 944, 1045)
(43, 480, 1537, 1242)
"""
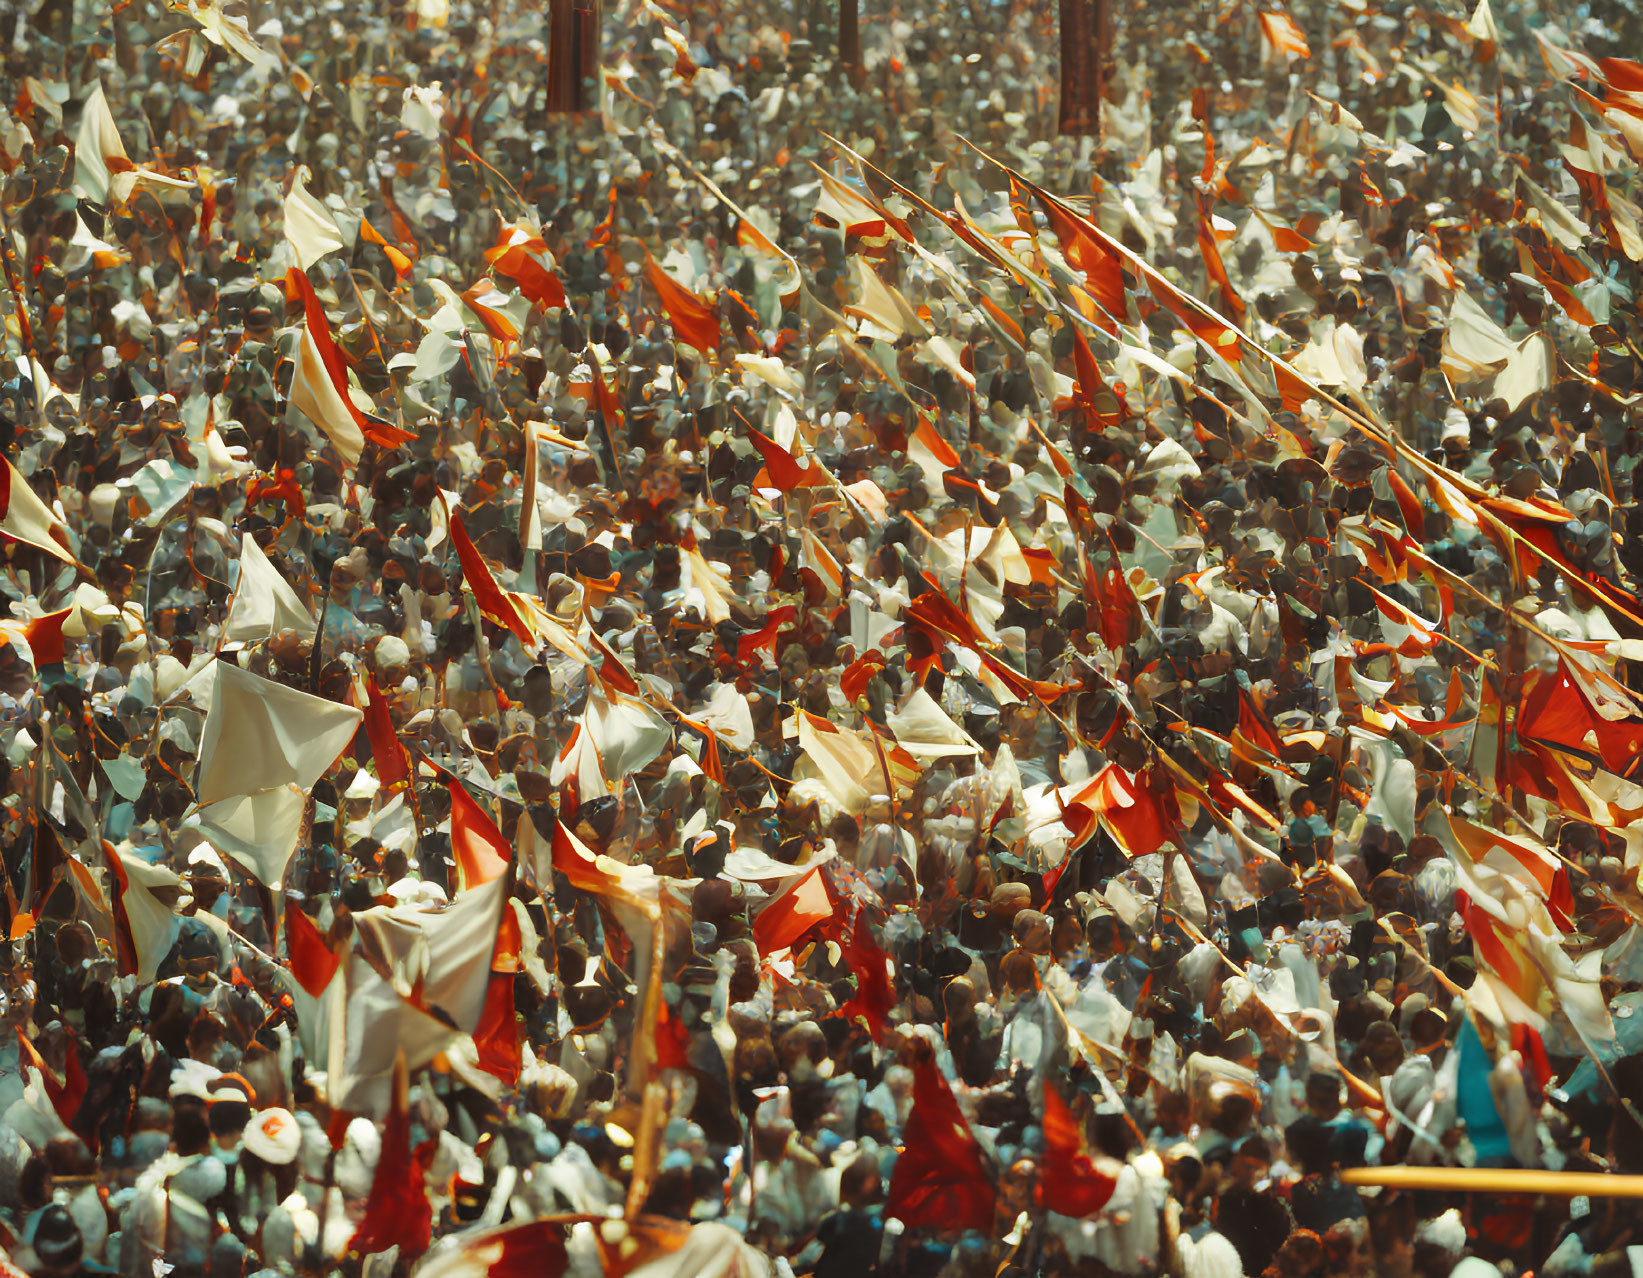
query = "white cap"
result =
(243, 1107, 302, 1165)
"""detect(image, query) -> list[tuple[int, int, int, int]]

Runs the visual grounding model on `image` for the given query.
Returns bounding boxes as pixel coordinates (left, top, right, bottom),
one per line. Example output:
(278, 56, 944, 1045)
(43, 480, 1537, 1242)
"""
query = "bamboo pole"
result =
(1339, 1166, 1643, 1199)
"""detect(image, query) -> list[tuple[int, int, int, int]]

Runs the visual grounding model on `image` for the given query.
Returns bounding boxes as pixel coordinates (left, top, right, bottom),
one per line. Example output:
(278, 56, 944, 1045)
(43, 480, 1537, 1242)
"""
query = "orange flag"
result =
(1036, 196, 1127, 332)
(484, 220, 567, 309)
(752, 866, 834, 955)
(643, 250, 721, 355)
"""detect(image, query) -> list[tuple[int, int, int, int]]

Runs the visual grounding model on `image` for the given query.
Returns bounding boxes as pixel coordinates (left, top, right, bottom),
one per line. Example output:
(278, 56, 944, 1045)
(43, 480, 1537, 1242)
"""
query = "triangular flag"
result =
(284, 164, 345, 271)
(449, 780, 511, 890)
(111, 850, 182, 983)
(286, 269, 414, 461)
(224, 533, 315, 643)
(752, 866, 833, 955)
(73, 82, 129, 205)
(885, 1056, 996, 1231)
(1039, 1079, 1117, 1217)
(472, 972, 522, 1085)
(285, 901, 339, 999)
(188, 785, 307, 887)
(194, 662, 362, 806)
(450, 509, 535, 646)
(643, 250, 722, 355)
(348, 1053, 434, 1259)
(359, 674, 410, 787)
(0, 458, 74, 563)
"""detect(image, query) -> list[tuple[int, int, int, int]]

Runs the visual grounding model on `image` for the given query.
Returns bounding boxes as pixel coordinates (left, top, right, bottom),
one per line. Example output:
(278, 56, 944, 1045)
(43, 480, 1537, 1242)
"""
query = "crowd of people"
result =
(1, 0, 1642, 1274)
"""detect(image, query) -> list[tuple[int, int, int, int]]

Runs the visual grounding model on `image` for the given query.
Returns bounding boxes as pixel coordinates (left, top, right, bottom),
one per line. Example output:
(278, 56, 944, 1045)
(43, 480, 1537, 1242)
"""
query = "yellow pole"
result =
(1339, 1166, 1643, 1199)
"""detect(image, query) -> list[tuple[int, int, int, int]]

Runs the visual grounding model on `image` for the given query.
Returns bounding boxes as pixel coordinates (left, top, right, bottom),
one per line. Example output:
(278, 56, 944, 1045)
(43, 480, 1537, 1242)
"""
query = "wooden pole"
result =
(1058, 0, 1107, 137)
(1339, 1166, 1643, 1199)
(839, 0, 861, 73)
(547, 0, 600, 114)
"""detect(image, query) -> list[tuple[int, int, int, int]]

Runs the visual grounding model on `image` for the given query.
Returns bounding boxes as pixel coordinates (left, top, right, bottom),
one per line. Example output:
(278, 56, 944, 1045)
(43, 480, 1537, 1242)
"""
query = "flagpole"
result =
(1339, 1166, 1643, 1199)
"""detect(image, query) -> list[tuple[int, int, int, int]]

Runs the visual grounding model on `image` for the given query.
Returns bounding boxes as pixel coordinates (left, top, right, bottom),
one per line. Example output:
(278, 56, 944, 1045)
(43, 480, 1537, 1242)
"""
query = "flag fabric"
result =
(751, 865, 833, 955)
(449, 779, 512, 890)
(885, 1056, 996, 1232)
(450, 509, 536, 646)
(1039, 1079, 1117, 1218)
(348, 1055, 435, 1259)
(0, 458, 74, 563)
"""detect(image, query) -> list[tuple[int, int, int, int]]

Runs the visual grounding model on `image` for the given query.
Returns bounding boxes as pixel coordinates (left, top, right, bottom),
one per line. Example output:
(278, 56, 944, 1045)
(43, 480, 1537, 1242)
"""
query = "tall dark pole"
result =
(548, 0, 600, 114)
(839, 0, 861, 72)
(1059, 0, 1107, 137)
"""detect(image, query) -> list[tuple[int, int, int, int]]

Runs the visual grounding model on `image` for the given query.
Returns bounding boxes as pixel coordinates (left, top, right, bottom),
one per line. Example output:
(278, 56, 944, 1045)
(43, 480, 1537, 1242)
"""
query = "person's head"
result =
(25, 1203, 82, 1276)
(1230, 1134, 1271, 1189)
(1212, 1087, 1257, 1139)
(1305, 1070, 1344, 1120)
(1324, 1218, 1373, 1278)
(174, 918, 220, 990)
(1285, 1115, 1335, 1177)
(839, 1150, 881, 1207)
(172, 1096, 212, 1156)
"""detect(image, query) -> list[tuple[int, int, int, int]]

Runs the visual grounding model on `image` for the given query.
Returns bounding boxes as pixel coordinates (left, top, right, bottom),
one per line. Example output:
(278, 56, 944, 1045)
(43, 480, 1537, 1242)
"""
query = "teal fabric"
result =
(1456, 1016, 1513, 1164)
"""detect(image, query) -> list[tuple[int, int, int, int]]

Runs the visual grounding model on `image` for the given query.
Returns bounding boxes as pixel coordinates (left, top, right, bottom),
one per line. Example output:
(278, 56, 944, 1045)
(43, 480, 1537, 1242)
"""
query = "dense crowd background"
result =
(1, 0, 1643, 1274)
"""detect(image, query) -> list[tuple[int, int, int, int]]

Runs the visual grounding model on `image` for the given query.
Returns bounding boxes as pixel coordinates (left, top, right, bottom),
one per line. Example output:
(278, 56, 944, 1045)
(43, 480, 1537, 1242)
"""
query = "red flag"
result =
(748, 427, 825, 491)
(285, 902, 339, 998)
(841, 652, 887, 704)
(885, 1056, 996, 1232)
(450, 511, 535, 646)
(1070, 325, 1124, 433)
(22, 608, 71, 665)
(735, 604, 797, 664)
(836, 908, 896, 1041)
(1087, 556, 1142, 652)
(643, 250, 721, 356)
(103, 842, 139, 978)
(359, 675, 409, 787)
(449, 781, 511, 890)
(752, 866, 834, 956)
(1518, 660, 1643, 779)
(1064, 764, 1179, 858)
(655, 997, 693, 1073)
(1235, 687, 1286, 757)
(472, 972, 522, 1086)
(588, 631, 641, 696)
(1039, 1079, 1117, 1217)
(423, 1220, 570, 1278)
(16, 1029, 87, 1128)
(349, 1055, 434, 1259)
